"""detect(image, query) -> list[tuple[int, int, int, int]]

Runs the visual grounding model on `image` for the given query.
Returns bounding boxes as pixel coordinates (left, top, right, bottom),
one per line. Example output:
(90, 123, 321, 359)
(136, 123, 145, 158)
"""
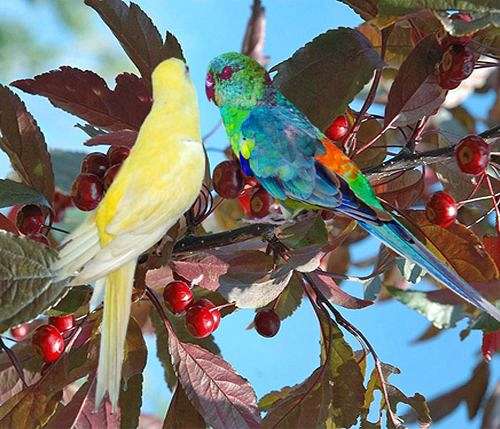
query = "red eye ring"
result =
(219, 66, 234, 81)
(205, 72, 215, 102)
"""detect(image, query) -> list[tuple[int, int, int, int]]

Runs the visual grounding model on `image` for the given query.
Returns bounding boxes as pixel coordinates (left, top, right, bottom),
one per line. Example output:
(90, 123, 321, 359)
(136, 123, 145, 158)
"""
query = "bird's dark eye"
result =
(219, 66, 234, 81)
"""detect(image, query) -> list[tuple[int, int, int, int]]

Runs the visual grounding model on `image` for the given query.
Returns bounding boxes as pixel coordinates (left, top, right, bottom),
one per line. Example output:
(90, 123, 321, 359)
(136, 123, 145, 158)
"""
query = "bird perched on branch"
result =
(205, 52, 500, 321)
(52, 58, 205, 408)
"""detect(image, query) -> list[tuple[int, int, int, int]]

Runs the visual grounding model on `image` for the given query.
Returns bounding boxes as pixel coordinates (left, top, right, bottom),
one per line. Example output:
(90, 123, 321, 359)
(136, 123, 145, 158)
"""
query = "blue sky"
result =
(0, 1, 498, 427)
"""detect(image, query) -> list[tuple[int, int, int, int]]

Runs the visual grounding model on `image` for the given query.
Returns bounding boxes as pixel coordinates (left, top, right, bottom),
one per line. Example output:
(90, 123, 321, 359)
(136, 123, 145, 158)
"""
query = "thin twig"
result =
(202, 120, 222, 144)
(0, 336, 27, 388)
(345, 25, 393, 155)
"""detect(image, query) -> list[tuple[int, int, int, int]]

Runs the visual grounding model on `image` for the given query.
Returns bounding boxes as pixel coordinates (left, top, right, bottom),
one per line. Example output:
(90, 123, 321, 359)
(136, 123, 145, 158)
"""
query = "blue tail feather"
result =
(359, 219, 500, 322)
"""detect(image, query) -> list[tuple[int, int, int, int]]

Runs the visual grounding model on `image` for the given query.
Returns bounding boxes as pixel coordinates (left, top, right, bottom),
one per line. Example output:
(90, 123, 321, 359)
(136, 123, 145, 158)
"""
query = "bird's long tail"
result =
(358, 217, 500, 321)
(95, 260, 136, 409)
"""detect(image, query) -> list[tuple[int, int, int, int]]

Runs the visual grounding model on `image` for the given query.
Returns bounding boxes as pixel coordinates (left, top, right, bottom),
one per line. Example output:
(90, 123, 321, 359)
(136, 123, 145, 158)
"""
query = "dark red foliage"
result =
(71, 173, 104, 211)
(213, 160, 245, 199)
(250, 188, 271, 218)
(437, 44, 475, 90)
(107, 145, 130, 166)
(163, 281, 194, 314)
(10, 323, 29, 341)
(425, 191, 458, 228)
(325, 115, 349, 141)
(49, 315, 76, 332)
(254, 309, 280, 338)
(12, 68, 152, 131)
(81, 152, 109, 178)
(16, 204, 45, 235)
(32, 324, 65, 363)
(455, 135, 490, 175)
(53, 191, 73, 223)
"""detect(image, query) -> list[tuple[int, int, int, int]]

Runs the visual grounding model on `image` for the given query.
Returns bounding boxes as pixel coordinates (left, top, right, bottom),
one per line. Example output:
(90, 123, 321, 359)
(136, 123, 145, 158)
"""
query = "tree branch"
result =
(173, 223, 275, 254)
(364, 123, 500, 178)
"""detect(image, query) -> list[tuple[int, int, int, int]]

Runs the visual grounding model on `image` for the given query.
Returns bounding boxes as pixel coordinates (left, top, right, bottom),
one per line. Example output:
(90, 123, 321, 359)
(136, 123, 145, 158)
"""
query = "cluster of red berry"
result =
(163, 280, 221, 338)
(212, 160, 272, 218)
(72, 146, 130, 211)
(11, 315, 75, 363)
(437, 13, 476, 90)
(425, 134, 490, 228)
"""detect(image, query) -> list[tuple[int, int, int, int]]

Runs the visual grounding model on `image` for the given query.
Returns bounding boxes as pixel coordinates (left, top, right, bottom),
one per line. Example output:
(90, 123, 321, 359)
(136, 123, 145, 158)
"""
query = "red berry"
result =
(481, 331, 499, 362)
(10, 323, 29, 341)
(254, 309, 281, 338)
(238, 191, 252, 216)
(325, 115, 349, 141)
(250, 188, 272, 218)
(163, 281, 194, 314)
(438, 44, 475, 90)
(29, 233, 50, 246)
(196, 298, 221, 330)
(16, 204, 45, 235)
(107, 145, 130, 166)
(103, 164, 121, 190)
(71, 173, 104, 211)
(455, 135, 490, 175)
(32, 325, 64, 363)
(49, 314, 75, 332)
(81, 152, 109, 178)
(213, 161, 244, 199)
(185, 299, 221, 338)
(426, 191, 458, 228)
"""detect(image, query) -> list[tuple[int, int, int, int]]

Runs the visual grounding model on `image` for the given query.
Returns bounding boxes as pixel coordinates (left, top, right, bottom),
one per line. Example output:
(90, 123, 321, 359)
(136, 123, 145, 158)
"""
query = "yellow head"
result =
(151, 58, 195, 104)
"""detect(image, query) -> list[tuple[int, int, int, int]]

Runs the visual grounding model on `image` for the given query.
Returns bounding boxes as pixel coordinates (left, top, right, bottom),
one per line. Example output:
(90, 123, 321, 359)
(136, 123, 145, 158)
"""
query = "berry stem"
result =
(344, 25, 392, 155)
(485, 174, 500, 233)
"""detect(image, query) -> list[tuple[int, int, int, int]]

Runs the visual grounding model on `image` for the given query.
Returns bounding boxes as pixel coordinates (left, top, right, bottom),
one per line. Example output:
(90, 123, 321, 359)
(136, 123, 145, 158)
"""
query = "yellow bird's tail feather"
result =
(95, 260, 136, 409)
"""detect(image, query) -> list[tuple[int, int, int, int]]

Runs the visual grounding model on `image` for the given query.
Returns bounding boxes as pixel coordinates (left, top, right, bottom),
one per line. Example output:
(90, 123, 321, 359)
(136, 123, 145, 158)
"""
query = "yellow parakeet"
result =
(52, 58, 205, 408)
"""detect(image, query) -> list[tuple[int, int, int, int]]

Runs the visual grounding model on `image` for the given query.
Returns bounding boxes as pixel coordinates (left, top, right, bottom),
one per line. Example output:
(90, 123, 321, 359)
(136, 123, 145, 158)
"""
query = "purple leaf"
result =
(168, 337, 261, 429)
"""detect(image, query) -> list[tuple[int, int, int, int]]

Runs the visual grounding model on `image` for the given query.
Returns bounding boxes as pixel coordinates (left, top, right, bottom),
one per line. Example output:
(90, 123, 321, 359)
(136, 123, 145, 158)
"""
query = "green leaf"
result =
(120, 373, 143, 429)
(271, 28, 384, 130)
(272, 273, 303, 321)
(338, 0, 379, 20)
(0, 233, 70, 331)
(50, 150, 86, 193)
(261, 317, 364, 428)
(379, 0, 500, 15)
(163, 383, 206, 429)
(437, 11, 500, 36)
(389, 288, 467, 328)
(279, 215, 328, 249)
(46, 285, 92, 316)
(0, 85, 54, 204)
(0, 389, 62, 428)
(151, 311, 178, 391)
(0, 179, 49, 209)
